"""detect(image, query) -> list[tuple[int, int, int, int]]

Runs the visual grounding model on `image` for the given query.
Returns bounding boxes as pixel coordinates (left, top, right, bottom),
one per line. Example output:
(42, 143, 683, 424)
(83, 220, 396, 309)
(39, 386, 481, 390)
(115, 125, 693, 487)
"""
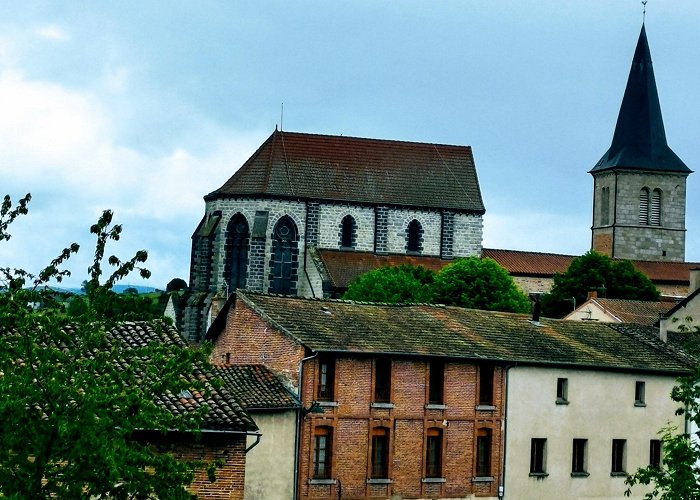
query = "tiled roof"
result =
(216, 364, 300, 410)
(587, 298, 674, 325)
(481, 248, 574, 276)
(209, 130, 485, 213)
(236, 292, 691, 374)
(90, 321, 257, 433)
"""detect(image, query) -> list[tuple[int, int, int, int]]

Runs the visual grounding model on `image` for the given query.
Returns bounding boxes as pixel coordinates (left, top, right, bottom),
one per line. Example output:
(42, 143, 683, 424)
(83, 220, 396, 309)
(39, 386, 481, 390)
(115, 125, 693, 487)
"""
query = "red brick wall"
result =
(211, 298, 306, 388)
(299, 357, 504, 499)
(166, 434, 247, 500)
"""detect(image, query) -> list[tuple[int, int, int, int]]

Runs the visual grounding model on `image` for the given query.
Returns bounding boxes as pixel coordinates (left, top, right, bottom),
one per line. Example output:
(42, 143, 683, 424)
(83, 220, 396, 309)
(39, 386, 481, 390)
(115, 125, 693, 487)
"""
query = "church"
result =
(182, 24, 696, 343)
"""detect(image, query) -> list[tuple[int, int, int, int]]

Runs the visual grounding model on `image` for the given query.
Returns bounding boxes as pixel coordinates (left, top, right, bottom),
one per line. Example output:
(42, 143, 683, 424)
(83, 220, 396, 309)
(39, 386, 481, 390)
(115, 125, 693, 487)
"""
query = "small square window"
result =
(556, 378, 569, 404)
(611, 439, 627, 475)
(530, 438, 547, 475)
(635, 381, 646, 406)
(650, 439, 662, 468)
(571, 439, 588, 476)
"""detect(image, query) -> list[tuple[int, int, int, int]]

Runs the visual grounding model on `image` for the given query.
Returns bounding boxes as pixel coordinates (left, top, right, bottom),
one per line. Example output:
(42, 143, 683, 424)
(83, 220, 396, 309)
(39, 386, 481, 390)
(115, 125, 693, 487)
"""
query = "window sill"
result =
(421, 477, 446, 483)
(371, 402, 394, 409)
(476, 404, 496, 411)
(634, 401, 647, 407)
(611, 471, 627, 477)
(367, 478, 392, 484)
(472, 476, 494, 483)
(529, 472, 549, 478)
(425, 403, 447, 410)
(570, 472, 590, 478)
(556, 399, 569, 405)
(316, 401, 338, 407)
(309, 478, 337, 485)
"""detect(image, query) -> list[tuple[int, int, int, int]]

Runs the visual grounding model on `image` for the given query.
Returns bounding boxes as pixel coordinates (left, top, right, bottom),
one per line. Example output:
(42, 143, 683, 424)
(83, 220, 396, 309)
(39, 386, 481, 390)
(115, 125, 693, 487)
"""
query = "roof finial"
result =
(642, 0, 647, 23)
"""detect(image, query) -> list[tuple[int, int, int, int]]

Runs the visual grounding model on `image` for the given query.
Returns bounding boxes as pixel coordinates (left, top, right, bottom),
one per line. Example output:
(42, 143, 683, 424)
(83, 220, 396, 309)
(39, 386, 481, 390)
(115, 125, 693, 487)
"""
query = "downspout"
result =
(294, 351, 318, 500)
(303, 201, 317, 297)
(499, 364, 515, 500)
(245, 433, 262, 453)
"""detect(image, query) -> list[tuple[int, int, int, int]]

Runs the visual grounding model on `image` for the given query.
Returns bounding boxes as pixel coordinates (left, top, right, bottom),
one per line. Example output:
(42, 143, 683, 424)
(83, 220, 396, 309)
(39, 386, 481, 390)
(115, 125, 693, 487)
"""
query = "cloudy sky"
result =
(1, 1, 699, 289)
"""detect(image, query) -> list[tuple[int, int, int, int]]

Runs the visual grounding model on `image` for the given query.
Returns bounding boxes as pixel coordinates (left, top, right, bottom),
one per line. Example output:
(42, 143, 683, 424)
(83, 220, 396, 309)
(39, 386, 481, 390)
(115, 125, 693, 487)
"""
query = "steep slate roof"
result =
(591, 25, 691, 174)
(316, 248, 699, 290)
(104, 322, 257, 433)
(236, 292, 691, 374)
(208, 129, 485, 212)
(577, 298, 673, 325)
(216, 364, 300, 410)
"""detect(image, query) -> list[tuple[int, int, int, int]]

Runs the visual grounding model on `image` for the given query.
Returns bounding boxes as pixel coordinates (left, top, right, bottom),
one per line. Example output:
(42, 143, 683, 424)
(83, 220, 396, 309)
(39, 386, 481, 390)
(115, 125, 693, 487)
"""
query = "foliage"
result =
(0, 194, 215, 499)
(432, 257, 531, 313)
(541, 251, 660, 318)
(625, 362, 700, 499)
(343, 264, 436, 303)
(343, 258, 530, 313)
(167, 278, 189, 292)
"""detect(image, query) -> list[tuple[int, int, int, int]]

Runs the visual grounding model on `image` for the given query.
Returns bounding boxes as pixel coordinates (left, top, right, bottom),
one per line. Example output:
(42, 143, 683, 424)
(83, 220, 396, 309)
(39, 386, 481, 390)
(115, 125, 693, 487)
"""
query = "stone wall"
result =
(317, 203, 375, 251)
(385, 208, 442, 256)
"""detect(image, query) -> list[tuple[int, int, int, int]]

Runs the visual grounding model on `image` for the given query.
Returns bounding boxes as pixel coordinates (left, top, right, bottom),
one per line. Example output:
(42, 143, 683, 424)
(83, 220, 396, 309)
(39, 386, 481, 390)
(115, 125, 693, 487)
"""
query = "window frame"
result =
(639, 187, 650, 225)
(649, 439, 662, 468)
(428, 361, 445, 405)
(406, 219, 423, 253)
(478, 364, 494, 407)
(370, 427, 390, 479)
(529, 438, 548, 476)
(635, 381, 646, 406)
(339, 214, 356, 249)
(425, 427, 443, 479)
(556, 377, 569, 404)
(374, 358, 392, 403)
(476, 428, 493, 478)
(611, 439, 627, 475)
(571, 438, 588, 476)
(316, 357, 335, 401)
(313, 426, 334, 480)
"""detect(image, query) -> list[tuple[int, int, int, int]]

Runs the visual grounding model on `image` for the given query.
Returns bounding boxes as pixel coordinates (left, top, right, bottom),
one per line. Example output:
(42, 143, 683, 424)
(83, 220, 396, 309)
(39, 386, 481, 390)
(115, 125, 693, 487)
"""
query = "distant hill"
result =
(43, 285, 162, 295)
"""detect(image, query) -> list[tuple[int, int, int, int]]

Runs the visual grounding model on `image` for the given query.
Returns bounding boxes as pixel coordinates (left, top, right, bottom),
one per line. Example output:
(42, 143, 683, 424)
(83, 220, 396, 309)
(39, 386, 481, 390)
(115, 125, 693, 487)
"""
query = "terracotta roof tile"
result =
(216, 364, 300, 410)
(237, 292, 691, 374)
(209, 130, 485, 212)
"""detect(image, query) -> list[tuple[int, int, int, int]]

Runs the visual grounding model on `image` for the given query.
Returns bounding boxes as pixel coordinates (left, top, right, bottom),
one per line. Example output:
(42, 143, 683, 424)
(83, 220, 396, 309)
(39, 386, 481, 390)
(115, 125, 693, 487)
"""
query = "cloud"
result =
(33, 25, 69, 42)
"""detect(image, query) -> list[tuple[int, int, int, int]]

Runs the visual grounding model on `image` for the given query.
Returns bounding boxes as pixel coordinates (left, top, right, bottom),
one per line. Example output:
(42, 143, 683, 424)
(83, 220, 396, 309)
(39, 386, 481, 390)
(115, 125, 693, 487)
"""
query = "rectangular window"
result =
(556, 377, 568, 403)
(314, 427, 333, 479)
(650, 439, 662, 468)
(428, 361, 445, 404)
(476, 428, 492, 477)
(572, 439, 588, 475)
(635, 381, 646, 406)
(317, 357, 335, 401)
(425, 428, 443, 478)
(611, 439, 626, 474)
(374, 358, 391, 403)
(478, 364, 494, 406)
(530, 438, 547, 474)
(371, 428, 389, 479)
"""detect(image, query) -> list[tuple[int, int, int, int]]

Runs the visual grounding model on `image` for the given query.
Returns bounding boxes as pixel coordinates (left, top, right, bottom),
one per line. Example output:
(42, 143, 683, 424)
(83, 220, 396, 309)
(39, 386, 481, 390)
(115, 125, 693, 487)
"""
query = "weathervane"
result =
(642, 0, 648, 22)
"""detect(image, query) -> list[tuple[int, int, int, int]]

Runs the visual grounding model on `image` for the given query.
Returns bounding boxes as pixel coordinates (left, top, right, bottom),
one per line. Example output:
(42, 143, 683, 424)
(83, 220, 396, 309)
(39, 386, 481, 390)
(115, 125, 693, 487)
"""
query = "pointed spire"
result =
(591, 25, 691, 173)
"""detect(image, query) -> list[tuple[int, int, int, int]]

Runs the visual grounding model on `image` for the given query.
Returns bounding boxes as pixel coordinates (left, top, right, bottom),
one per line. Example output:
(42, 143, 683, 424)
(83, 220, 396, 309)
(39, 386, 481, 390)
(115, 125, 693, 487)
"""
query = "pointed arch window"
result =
(650, 189, 661, 226)
(639, 188, 650, 225)
(601, 186, 610, 225)
(406, 219, 423, 253)
(339, 214, 356, 249)
(224, 214, 249, 291)
(269, 216, 299, 295)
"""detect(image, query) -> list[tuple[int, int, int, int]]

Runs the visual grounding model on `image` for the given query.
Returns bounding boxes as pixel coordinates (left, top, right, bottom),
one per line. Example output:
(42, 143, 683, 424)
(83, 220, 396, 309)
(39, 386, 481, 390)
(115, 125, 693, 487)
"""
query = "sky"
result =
(1, 1, 699, 289)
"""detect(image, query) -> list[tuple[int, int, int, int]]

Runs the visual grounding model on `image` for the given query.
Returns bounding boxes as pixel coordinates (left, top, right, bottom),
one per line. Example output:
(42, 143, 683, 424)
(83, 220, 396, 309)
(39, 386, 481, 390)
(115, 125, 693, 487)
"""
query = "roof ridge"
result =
(269, 129, 473, 150)
(239, 290, 448, 308)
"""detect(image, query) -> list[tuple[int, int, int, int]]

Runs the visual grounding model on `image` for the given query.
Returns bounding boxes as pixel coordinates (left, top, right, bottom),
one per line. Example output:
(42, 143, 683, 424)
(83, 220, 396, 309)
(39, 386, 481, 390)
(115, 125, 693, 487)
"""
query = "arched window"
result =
(224, 214, 249, 291)
(639, 188, 650, 225)
(339, 214, 356, 249)
(406, 219, 423, 253)
(269, 216, 299, 295)
(650, 189, 661, 226)
(601, 186, 610, 225)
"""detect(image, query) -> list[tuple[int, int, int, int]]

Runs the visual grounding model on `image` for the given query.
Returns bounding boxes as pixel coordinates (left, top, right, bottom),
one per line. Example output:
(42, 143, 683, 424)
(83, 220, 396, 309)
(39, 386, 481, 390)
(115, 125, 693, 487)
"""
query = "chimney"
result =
(690, 268, 700, 294)
(659, 316, 668, 343)
(587, 290, 598, 300)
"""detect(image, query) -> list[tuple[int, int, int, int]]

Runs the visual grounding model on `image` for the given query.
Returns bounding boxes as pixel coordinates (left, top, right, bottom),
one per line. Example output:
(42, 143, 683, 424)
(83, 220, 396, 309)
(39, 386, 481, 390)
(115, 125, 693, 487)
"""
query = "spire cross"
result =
(642, 0, 648, 22)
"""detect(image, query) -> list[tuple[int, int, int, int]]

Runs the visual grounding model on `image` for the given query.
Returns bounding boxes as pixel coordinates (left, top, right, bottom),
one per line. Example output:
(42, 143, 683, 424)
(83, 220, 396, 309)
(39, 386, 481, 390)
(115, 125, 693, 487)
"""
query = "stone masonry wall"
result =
(386, 208, 442, 256)
(453, 213, 483, 257)
(317, 203, 375, 251)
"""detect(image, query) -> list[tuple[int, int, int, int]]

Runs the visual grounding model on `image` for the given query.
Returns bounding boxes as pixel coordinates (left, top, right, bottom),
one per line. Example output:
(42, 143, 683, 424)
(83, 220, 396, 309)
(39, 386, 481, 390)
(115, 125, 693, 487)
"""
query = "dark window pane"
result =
(429, 361, 444, 404)
(225, 214, 249, 290)
(572, 439, 587, 473)
(340, 215, 355, 248)
(557, 378, 568, 402)
(479, 365, 494, 405)
(612, 439, 626, 473)
(476, 429, 492, 476)
(317, 358, 335, 401)
(407, 219, 422, 252)
(530, 438, 547, 474)
(314, 428, 333, 479)
(371, 429, 389, 478)
(426, 428, 442, 478)
(269, 216, 298, 294)
(650, 440, 661, 468)
(374, 358, 391, 403)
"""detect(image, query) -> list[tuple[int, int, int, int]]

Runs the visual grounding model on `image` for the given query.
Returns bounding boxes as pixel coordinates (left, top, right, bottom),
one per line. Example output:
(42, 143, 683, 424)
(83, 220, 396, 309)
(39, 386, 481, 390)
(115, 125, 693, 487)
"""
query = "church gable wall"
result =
(386, 208, 441, 255)
(317, 203, 375, 251)
(452, 213, 483, 257)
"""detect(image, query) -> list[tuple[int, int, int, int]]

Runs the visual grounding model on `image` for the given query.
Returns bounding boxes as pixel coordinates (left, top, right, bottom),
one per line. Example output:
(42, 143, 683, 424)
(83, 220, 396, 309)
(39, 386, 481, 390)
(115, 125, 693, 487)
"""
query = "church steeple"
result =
(591, 25, 691, 174)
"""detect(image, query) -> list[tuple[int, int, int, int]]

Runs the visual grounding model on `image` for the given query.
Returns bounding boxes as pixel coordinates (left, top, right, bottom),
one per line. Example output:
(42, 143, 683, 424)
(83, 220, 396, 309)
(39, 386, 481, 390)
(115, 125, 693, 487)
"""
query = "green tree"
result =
(167, 277, 189, 292)
(541, 251, 660, 318)
(0, 194, 216, 499)
(432, 257, 531, 313)
(343, 264, 436, 303)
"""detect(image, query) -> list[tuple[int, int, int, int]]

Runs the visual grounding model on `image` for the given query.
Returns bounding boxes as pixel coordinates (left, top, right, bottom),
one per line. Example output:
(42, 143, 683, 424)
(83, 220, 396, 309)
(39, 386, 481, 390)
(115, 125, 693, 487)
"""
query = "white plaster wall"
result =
(244, 411, 297, 500)
(667, 293, 700, 330)
(563, 302, 619, 323)
(317, 203, 375, 251)
(385, 208, 441, 255)
(505, 366, 683, 500)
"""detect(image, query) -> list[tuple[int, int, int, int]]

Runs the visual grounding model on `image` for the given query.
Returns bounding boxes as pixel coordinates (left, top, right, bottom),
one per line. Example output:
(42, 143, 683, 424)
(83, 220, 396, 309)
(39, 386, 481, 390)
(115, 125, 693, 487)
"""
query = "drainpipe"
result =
(293, 351, 318, 500)
(303, 202, 317, 298)
(245, 433, 262, 453)
(499, 364, 515, 500)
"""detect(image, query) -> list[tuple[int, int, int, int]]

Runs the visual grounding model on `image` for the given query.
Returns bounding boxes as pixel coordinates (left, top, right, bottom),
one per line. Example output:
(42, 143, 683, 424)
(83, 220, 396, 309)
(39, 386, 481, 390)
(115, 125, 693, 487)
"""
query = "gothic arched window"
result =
(650, 189, 662, 226)
(339, 215, 356, 249)
(406, 219, 423, 253)
(639, 188, 650, 225)
(224, 214, 249, 292)
(269, 216, 299, 295)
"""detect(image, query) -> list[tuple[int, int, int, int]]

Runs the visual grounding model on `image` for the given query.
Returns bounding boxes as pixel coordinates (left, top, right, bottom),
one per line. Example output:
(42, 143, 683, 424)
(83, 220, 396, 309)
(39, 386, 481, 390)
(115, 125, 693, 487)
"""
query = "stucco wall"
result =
(505, 366, 683, 500)
(244, 411, 298, 500)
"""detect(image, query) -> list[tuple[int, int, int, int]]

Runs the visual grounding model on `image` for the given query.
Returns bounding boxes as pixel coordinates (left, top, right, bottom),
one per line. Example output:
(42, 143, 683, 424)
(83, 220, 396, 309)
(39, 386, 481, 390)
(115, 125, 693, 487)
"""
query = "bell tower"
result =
(591, 25, 692, 262)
